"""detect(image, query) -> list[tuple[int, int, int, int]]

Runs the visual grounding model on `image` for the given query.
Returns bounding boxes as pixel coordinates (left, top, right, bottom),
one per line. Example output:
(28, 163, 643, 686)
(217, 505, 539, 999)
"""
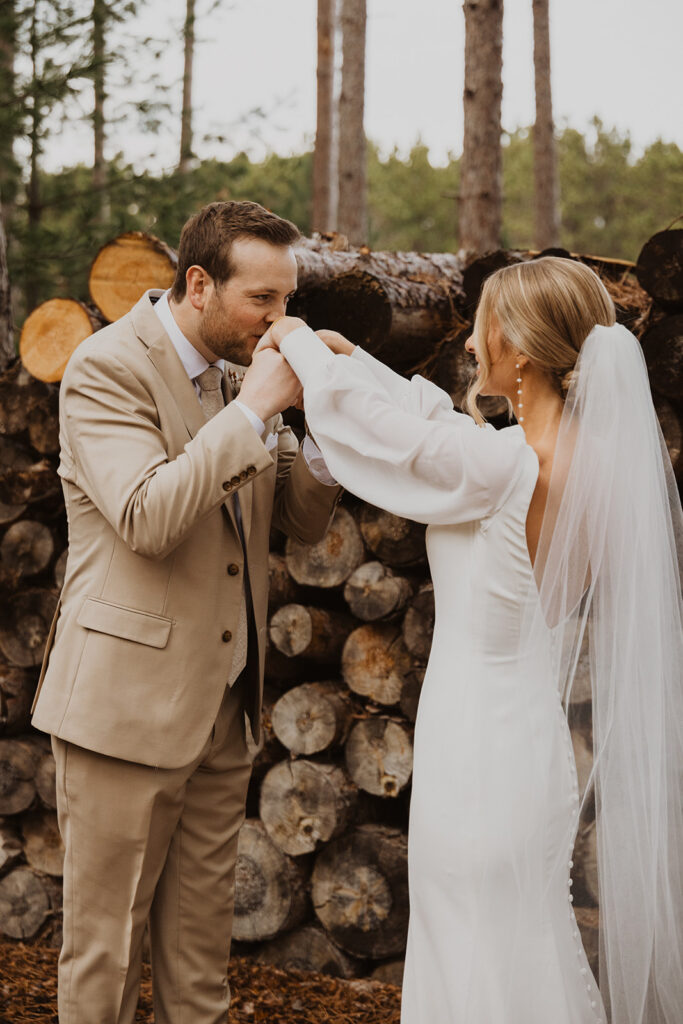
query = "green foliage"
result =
(4, 122, 683, 322)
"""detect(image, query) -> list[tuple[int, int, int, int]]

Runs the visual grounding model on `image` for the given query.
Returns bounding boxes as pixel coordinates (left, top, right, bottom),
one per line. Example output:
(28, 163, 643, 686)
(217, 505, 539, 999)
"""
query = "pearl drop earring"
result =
(516, 362, 524, 424)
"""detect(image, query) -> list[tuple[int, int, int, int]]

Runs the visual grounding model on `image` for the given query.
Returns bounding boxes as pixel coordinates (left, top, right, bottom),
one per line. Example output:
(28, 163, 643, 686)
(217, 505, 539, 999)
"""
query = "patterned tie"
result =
(195, 365, 249, 687)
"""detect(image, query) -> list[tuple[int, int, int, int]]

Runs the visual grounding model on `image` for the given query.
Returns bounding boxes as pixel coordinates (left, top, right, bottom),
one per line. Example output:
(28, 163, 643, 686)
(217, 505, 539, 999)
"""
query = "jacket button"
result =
(227, 563, 240, 576)
(247, 465, 256, 477)
(231, 475, 241, 486)
(222, 630, 232, 642)
(239, 469, 248, 481)
(222, 481, 231, 491)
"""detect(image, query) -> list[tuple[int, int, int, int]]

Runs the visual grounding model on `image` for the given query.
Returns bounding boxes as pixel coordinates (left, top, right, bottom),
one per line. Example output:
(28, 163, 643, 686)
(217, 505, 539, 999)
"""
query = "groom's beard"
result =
(198, 298, 260, 367)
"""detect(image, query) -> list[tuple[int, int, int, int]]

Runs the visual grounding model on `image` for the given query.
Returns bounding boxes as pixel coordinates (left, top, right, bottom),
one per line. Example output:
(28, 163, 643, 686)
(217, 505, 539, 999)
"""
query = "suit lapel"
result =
(224, 363, 253, 544)
(129, 292, 243, 535)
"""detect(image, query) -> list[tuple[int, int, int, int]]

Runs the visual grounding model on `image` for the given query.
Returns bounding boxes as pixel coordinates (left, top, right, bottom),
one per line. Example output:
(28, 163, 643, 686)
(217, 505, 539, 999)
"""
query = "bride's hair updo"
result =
(466, 257, 616, 424)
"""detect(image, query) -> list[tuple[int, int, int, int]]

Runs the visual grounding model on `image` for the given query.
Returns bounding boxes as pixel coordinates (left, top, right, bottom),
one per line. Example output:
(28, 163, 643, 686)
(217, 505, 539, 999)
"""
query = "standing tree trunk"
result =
(0, 205, 13, 369)
(178, 0, 196, 175)
(312, 0, 336, 233)
(25, 0, 41, 313)
(337, 0, 367, 244)
(0, 0, 18, 216)
(92, 0, 108, 226)
(459, 0, 504, 254)
(532, 0, 559, 249)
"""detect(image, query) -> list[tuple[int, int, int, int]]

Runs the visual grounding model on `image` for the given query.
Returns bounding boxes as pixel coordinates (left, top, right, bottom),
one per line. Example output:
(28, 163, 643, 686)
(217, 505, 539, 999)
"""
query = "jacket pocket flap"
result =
(77, 598, 173, 649)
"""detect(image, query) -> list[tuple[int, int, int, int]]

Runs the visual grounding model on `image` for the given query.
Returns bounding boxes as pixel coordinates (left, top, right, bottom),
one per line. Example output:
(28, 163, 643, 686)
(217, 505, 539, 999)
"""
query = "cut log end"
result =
(20, 299, 101, 383)
(89, 232, 177, 323)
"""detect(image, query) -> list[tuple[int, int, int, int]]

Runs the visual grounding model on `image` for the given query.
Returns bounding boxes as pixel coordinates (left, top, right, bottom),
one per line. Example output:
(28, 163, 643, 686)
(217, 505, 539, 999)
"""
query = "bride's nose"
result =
(464, 335, 475, 354)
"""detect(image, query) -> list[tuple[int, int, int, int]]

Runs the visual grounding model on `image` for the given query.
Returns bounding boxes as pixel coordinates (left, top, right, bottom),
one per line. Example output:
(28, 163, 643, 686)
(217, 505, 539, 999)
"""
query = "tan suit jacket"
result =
(32, 291, 342, 768)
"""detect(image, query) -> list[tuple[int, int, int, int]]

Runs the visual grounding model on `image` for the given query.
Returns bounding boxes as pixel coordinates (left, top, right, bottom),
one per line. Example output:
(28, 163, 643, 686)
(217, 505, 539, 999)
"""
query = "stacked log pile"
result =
(1, 227, 681, 982)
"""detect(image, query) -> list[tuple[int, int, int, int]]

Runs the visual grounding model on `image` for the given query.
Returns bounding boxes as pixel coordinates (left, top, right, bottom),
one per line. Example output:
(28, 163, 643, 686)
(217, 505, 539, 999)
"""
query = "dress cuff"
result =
(302, 435, 338, 486)
(279, 326, 334, 385)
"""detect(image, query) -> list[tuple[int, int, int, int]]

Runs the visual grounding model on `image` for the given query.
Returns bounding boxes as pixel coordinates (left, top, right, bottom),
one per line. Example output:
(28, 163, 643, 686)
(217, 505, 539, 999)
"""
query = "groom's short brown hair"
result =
(171, 201, 300, 300)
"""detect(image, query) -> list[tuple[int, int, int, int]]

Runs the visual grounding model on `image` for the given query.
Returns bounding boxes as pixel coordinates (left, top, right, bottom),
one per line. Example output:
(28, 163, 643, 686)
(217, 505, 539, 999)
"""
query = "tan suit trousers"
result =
(52, 675, 252, 1024)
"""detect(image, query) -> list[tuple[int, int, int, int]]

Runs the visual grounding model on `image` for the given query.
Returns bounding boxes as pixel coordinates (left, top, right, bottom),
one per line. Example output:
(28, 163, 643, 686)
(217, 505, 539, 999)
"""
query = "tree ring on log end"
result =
(19, 299, 98, 383)
(89, 232, 177, 322)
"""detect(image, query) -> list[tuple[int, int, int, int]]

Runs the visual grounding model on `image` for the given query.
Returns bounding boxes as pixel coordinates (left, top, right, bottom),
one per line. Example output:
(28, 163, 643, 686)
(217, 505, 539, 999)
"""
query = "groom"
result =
(31, 200, 342, 1023)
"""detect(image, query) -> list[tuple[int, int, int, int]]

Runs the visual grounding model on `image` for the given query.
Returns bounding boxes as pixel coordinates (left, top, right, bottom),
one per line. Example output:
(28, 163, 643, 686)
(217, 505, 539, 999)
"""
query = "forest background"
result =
(1, 0, 682, 326)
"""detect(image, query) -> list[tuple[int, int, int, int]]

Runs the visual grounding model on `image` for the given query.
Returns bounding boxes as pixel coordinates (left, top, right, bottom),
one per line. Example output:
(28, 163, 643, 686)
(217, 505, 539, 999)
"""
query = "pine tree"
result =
(532, 0, 559, 248)
(337, 0, 367, 244)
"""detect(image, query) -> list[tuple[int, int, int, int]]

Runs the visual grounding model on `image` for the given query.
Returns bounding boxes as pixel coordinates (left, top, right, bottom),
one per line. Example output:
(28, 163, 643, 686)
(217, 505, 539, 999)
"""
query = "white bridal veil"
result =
(523, 323, 683, 1023)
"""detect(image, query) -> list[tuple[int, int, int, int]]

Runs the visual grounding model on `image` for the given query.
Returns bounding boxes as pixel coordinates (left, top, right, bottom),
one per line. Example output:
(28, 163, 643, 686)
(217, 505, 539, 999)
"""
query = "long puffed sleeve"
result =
(280, 327, 530, 526)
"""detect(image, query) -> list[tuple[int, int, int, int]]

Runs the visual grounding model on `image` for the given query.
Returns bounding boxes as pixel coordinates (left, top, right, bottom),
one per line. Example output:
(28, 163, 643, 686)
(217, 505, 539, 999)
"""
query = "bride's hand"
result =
(255, 316, 306, 354)
(315, 329, 356, 356)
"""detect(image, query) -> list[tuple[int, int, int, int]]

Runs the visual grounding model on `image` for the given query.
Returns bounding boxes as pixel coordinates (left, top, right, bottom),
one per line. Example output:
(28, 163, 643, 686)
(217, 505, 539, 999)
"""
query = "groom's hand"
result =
(255, 316, 307, 354)
(238, 348, 302, 422)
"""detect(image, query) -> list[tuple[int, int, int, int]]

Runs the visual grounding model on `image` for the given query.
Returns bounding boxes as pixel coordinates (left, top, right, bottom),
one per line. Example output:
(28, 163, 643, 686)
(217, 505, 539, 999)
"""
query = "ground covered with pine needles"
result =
(0, 940, 402, 1023)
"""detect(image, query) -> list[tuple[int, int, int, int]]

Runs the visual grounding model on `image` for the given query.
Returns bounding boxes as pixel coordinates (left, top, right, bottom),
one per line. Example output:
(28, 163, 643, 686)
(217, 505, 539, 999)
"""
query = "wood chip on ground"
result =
(0, 939, 402, 1023)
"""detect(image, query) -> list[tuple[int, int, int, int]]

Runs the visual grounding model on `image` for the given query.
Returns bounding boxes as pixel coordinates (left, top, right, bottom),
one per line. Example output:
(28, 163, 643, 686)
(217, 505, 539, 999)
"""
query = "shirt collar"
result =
(152, 290, 225, 382)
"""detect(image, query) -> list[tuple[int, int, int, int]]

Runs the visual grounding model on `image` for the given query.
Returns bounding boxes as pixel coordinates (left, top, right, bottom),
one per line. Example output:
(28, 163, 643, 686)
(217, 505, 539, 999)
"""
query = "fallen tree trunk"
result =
(641, 315, 683, 400)
(636, 229, 683, 311)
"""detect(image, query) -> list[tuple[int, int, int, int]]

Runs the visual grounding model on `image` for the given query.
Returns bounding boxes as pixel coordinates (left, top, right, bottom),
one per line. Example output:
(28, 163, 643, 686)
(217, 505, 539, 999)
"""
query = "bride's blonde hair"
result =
(466, 257, 616, 425)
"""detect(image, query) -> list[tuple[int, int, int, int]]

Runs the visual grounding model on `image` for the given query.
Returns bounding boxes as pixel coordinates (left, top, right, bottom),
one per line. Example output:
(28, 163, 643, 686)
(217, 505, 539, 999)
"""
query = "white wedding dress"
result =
(280, 327, 606, 1024)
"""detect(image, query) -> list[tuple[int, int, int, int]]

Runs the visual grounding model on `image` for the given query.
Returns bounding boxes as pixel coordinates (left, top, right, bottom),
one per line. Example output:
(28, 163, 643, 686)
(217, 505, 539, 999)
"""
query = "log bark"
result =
(27, 391, 60, 454)
(92, 0, 108, 226)
(290, 242, 465, 371)
(271, 682, 353, 756)
(53, 549, 68, 591)
(636, 229, 683, 311)
(573, 819, 598, 907)
(0, 359, 56, 435)
(574, 906, 600, 981)
(19, 297, 105, 383)
(459, 0, 504, 253)
(0, 588, 59, 667)
(343, 561, 412, 622)
(21, 808, 63, 876)
(344, 717, 413, 797)
(0, 866, 50, 938)
(88, 232, 177, 323)
(0, 662, 34, 736)
(462, 250, 522, 315)
(0, 737, 42, 814)
(401, 583, 435, 662)
(358, 506, 426, 568)
(431, 330, 509, 417)
(399, 667, 424, 724)
(285, 506, 364, 588)
(0, 205, 13, 371)
(257, 924, 360, 978)
(337, 0, 367, 244)
(311, 824, 409, 958)
(259, 760, 358, 856)
(532, 0, 560, 250)
(641, 315, 683, 400)
(342, 623, 414, 706)
(0, 820, 22, 873)
(0, 438, 60, 507)
(267, 552, 301, 611)
(268, 604, 352, 662)
(312, 0, 337, 233)
(0, 520, 54, 578)
(232, 819, 309, 942)
(370, 959, 404, 986)
(34, 751, 57, 810)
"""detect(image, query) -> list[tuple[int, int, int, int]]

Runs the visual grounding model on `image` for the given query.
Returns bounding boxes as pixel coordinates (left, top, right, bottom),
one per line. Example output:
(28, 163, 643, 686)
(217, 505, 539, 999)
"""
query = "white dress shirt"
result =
(152, 291, 336, 485)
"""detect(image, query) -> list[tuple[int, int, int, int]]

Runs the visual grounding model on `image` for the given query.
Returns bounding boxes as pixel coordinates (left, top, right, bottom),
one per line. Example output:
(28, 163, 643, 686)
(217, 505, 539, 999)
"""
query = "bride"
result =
(258, 257, 683, 1024)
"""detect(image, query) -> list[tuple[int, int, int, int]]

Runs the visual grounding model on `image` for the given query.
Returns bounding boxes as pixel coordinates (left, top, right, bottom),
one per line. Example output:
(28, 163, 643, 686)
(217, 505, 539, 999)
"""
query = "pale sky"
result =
(44, 0, 683, 172)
